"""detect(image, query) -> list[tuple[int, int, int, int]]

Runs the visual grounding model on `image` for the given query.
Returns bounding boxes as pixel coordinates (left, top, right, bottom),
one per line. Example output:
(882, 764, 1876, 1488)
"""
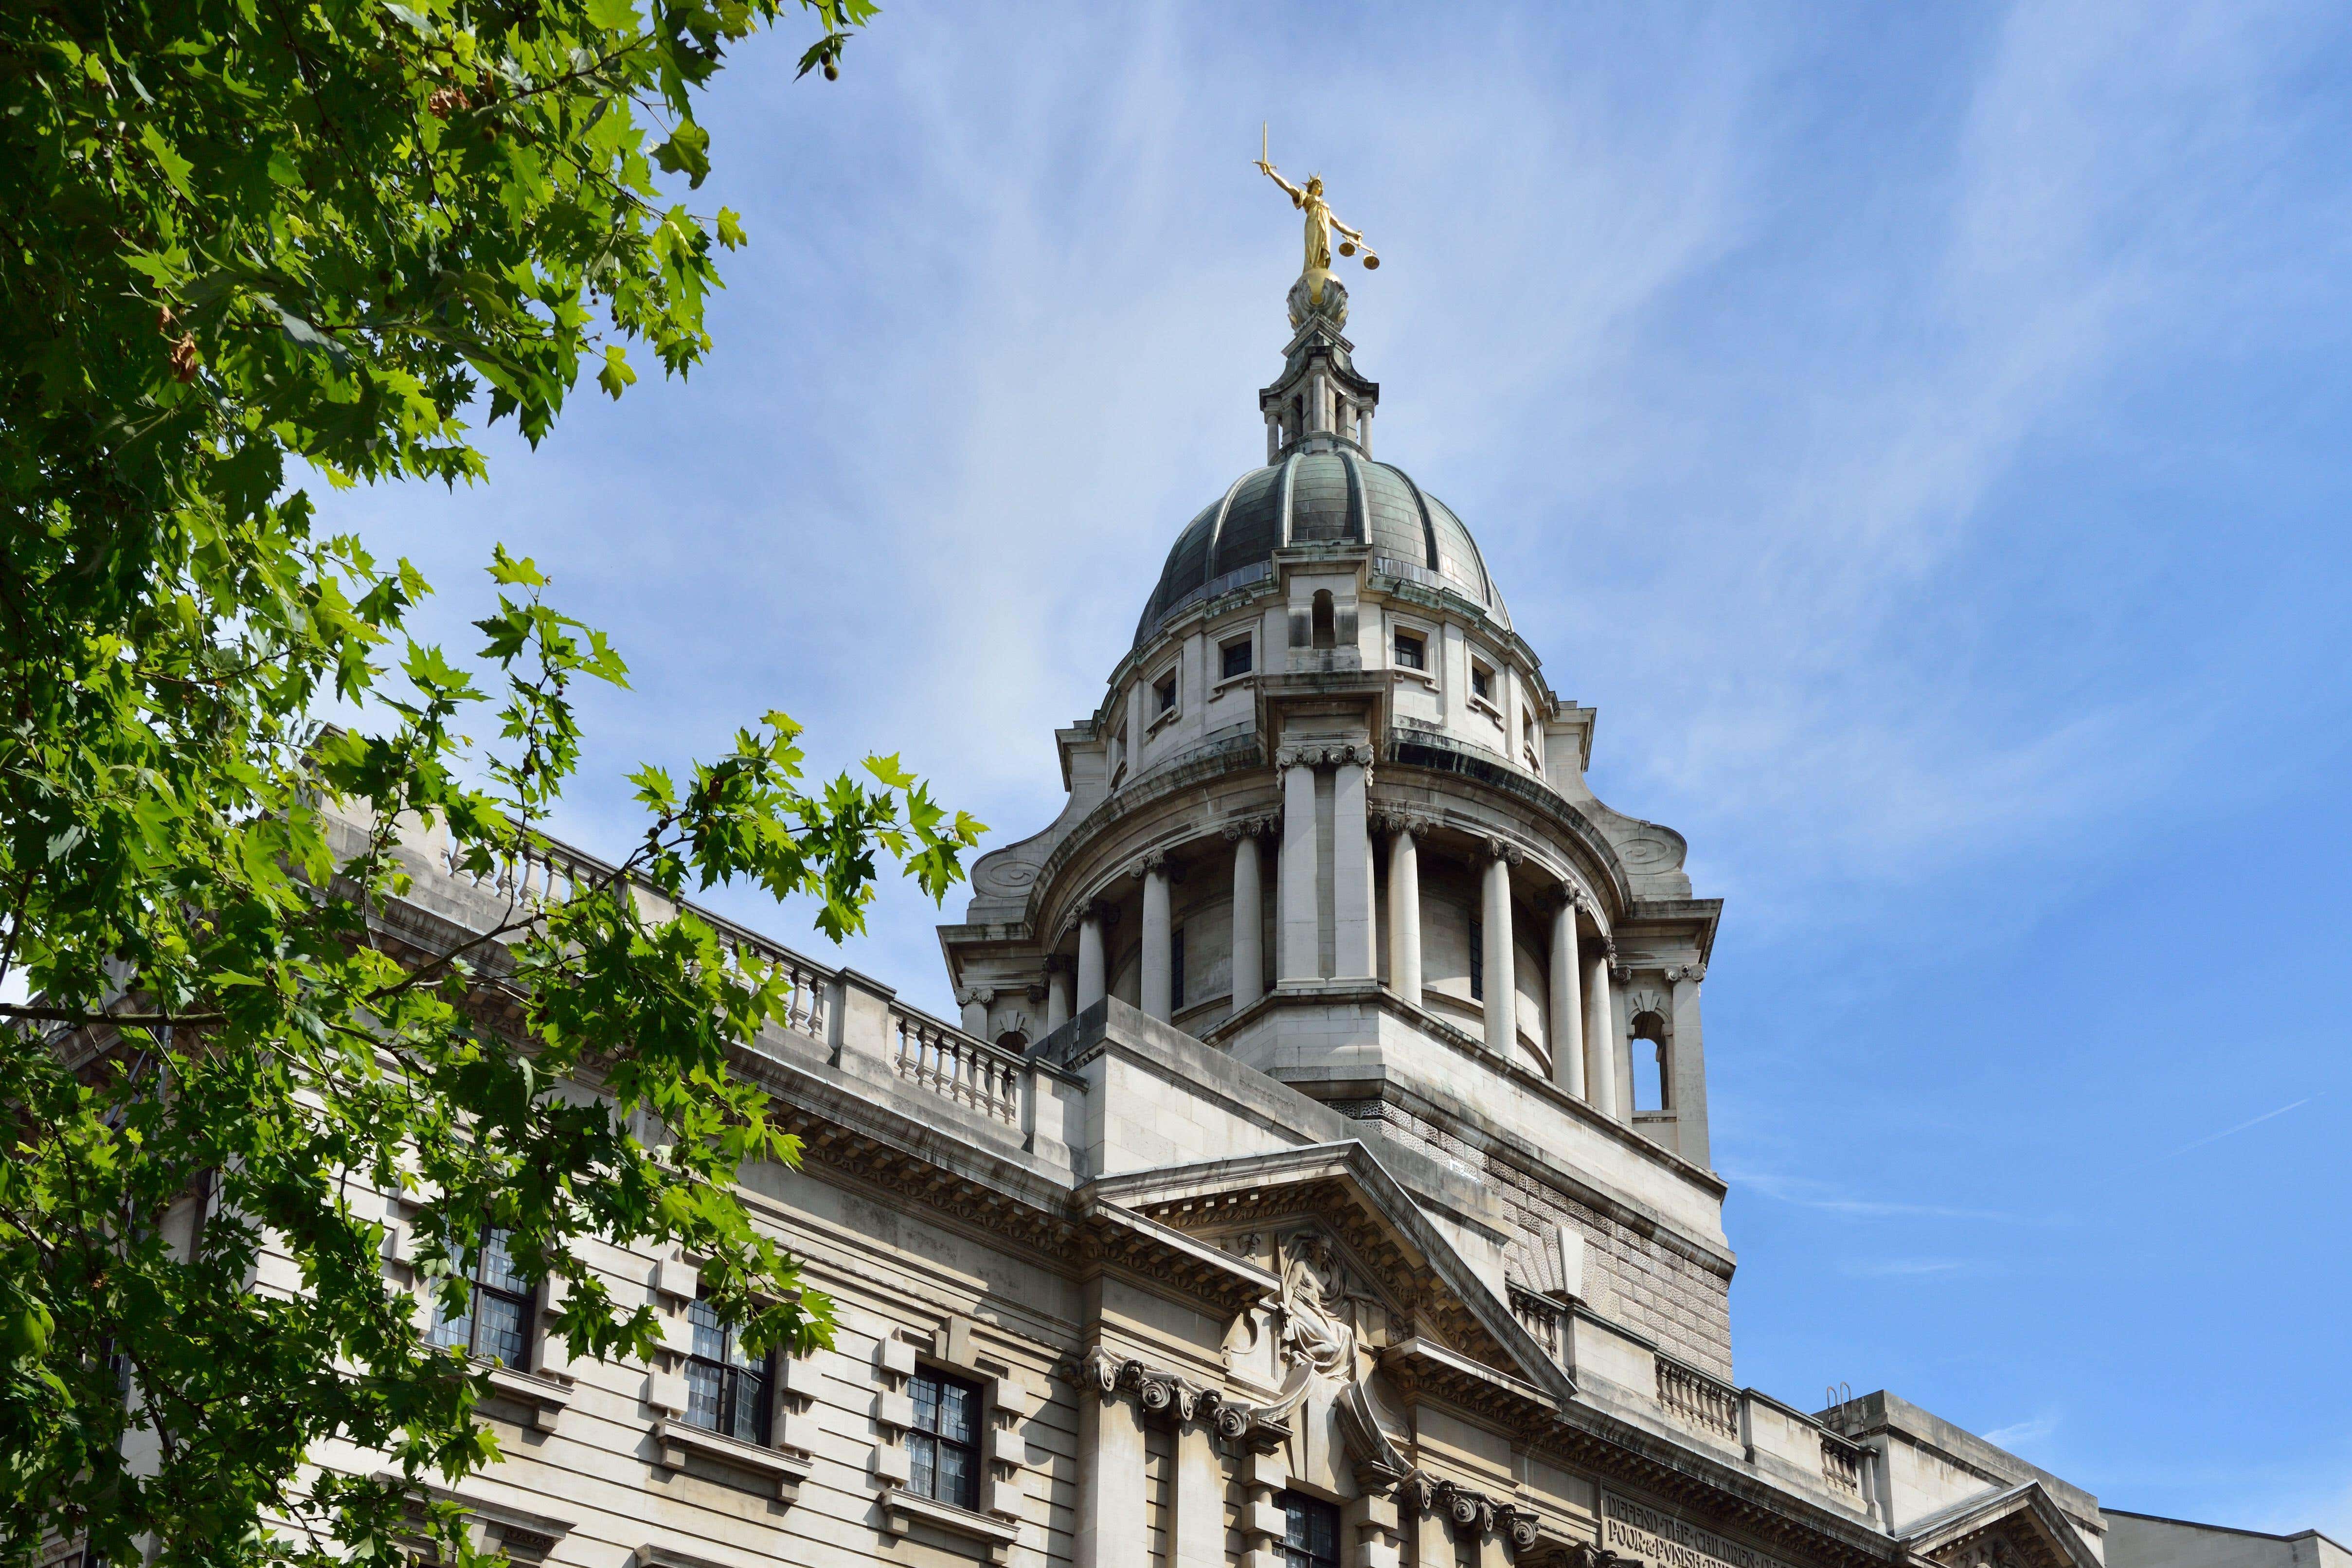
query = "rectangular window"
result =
(683, 1290, 772, 1444)
(1155, 671, 1179, 714)
(428, 1227, 533, 1367)
(1221, 638, 1254, 681)
(1394, 631, 1426, 671)
(1471, 660, 1494, 701)
(908, 1367, 982, 1510)
(1279, 1492, 1342, 1568)
(1171, 929, 1185, 1009)
(1469, 915, 1485, 1002)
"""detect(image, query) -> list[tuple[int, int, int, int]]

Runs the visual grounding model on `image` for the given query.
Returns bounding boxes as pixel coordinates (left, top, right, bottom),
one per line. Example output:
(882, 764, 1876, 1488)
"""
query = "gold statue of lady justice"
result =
(1256, 124, 1379, 277)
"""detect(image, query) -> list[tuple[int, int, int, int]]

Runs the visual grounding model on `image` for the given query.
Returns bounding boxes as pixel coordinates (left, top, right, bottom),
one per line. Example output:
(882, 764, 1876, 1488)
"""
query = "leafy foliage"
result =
(0, 0, 985, 1564)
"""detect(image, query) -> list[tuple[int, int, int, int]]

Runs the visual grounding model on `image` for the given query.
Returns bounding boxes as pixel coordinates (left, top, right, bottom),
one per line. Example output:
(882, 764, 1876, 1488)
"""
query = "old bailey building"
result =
(282, 198, 2336, 1568)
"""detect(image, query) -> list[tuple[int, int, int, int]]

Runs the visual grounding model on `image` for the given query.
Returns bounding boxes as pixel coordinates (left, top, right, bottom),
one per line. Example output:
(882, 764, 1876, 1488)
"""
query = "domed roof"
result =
(1134, 446, 1509, 645)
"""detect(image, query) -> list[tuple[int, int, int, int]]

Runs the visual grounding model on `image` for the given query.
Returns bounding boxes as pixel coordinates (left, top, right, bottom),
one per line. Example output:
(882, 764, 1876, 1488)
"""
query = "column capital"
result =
(1370, 805, 1428, 837)
(955, 986, 997, 1008)
(1664, 962, 1706, 985)
(1545, 882, 1587, 915)
(1221, 813, 1279, 841)
(1137, 848, 1170, 876)
(1485, 834, 1526, 867)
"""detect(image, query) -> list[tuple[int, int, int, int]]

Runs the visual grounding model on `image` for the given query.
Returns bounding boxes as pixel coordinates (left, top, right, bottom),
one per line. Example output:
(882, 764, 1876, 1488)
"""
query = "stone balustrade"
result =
(1819, 1430, 1865, 1497)
(1656, 1352, 1742, 1442)
(889, 1008, 1023, 1125)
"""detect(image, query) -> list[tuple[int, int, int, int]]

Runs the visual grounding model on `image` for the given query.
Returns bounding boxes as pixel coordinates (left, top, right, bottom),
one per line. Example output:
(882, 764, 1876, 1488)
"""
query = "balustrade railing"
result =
(1655, 1354, 1742, 1442)
(890, 1010, 1023, 1125)
(1507, 1286, 1562, 1362)
(1820, 1432, 1864, 1497)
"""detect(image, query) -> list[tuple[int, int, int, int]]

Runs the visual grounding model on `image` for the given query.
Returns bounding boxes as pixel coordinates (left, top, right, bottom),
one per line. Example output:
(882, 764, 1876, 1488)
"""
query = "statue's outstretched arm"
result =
(1257, 160, 1305, 204)
(1329, 211, 1364, 243)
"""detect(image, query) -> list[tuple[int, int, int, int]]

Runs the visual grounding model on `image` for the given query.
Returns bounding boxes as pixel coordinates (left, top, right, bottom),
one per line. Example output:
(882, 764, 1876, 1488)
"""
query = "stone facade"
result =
(72, 257, 2329, 1568)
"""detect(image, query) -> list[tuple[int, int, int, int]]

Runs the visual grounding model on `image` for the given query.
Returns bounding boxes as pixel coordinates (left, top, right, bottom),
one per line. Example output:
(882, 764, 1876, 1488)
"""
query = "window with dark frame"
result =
(1155, 671, 1179, 714)
(908, 1367, 983, 1510)
(683, 1290, 772, 1445)
(1171, 929, 1186, 1009)
(1469, 915, 1485, 1001)
(1279, 1491, 1342, 1568)
(427, 1227, 534, 1367)
(1394, 631, 1426, 671)
(1221, 638, 1254, 680)
(1471, 661, 1494, 702)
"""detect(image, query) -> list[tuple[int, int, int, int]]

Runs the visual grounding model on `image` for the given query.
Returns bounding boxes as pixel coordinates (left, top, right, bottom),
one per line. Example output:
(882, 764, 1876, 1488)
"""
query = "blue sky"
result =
(323, 1, 2352, 1538)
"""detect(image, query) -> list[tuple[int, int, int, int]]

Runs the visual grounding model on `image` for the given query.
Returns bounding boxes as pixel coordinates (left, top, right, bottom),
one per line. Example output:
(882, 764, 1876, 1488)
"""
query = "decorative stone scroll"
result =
(1221, 813, 1280, 841)
(1275, 741, 1377, 772)
(1663, 963, 1706, 985)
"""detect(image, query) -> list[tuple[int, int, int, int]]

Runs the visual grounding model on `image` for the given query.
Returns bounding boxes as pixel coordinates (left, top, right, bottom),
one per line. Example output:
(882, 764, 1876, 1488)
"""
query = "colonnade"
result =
(1061, 765, 1632, 1125)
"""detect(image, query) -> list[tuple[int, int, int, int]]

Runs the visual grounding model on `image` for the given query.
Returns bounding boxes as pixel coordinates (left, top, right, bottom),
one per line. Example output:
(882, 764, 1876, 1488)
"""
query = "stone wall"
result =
(1334, 1098, 1733, 1378)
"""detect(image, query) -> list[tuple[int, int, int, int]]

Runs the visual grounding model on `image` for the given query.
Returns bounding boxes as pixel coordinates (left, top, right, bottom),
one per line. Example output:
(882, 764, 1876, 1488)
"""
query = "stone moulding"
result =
(649, 1415, 809, 1504)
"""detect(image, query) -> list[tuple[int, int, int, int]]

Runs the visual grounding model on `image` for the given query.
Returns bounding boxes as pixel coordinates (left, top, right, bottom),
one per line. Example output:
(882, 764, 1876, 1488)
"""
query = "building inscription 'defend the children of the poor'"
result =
(1603, 1493, 1792, 1568)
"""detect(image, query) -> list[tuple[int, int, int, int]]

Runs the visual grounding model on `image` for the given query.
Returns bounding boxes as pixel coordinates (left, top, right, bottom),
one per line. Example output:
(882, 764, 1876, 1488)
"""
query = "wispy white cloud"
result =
(1982, 1411, 2062, 1453)
(1726, 1168, 2066, 1226)
(1840, 1258, 1990, 1280)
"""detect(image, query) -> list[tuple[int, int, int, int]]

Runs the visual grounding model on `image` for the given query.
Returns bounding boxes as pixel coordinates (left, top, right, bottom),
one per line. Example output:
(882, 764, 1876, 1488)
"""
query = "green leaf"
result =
(139, 123, 195, 197)
(653, 121, 712, 188)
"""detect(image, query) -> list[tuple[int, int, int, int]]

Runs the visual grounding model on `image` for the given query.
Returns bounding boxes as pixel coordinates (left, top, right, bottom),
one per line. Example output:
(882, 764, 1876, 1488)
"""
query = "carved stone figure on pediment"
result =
(1943, 1535, 2029, 1568)
(1278, 1231, 1361, 1381)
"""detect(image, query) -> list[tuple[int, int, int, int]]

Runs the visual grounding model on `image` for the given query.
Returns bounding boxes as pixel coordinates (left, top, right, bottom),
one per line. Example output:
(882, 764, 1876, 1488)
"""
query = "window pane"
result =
(912, 1371, 943, 1434)
(909, 1430, 938, 1498)
(1222, 641, 1253, 679)
(939, 1439, 975, 1509)
(478, 1229, 529, 1297)
(476, 1291, 528, 1367)
(428, 1296, 472, 1354)
(1395, 634, 1424, 670)
(688, 1296, 727, 1363)
(685, 1359, 725, 1432)
(939, 1379, 976, 1444)
(729, 1367, 768, 1443)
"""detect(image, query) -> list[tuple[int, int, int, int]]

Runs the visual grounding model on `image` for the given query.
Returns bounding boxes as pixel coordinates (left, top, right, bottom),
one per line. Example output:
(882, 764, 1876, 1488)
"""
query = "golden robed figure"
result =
(1256, 124, 1379, 277)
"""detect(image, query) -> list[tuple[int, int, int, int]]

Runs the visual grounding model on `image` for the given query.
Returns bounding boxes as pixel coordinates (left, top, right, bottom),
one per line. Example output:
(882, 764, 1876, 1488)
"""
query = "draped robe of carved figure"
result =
(1278, 1246, 1357, 1378)
(1258, 164, 1362, 278)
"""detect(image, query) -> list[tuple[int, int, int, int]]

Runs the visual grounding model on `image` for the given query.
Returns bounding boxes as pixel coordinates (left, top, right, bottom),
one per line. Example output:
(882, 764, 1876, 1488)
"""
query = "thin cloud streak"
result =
(2163, 1098, 2315, 1160)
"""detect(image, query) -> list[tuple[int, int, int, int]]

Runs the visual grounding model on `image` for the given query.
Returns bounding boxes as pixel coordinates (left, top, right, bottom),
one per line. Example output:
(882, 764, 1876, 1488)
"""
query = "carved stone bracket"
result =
(1664, 963, 1706, 985)
(1276, 741, 1377, 772)
(1077, 1347, 1235, 1431)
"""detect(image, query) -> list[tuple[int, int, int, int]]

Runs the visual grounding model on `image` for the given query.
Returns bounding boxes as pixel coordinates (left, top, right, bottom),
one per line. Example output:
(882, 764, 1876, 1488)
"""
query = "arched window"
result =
(1629, 1010, 1670, 1112)
(995, 1030, 1028, 1054)
(1311, 590, 1336, 650)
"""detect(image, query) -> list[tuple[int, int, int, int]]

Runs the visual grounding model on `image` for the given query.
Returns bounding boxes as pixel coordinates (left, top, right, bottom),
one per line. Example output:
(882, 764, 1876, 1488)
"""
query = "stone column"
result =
(1045, 960, 1072, 1035)
(1172, 1421, 1224, 1568)
(1332, 747, 1376, 979)
(1347, 1495, 1401, 1568)
(1549, 891, 1586, 1098)
(1077, 905, 1107, 1012)
(1482, 841, 1518, 1058)
(1265, 409, 1281, 463)
(1385, 817, 1422, 1007)
(1140, 853, 1172, 1021)
(958, 987, 991, 1038)
(1076, 1363, 1149, 1568)
(1668, 963, 1712, 1166)
(1585, 945, 1619, 1120)
(1227, 823, 1265, 1012)
(1358, 404, 1373, 458)
(1277, 749, 1320, 983)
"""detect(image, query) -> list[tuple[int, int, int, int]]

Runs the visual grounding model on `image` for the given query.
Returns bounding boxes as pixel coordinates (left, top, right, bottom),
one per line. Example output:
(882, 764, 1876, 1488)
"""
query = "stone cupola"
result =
(938, 257, 1735, 1379)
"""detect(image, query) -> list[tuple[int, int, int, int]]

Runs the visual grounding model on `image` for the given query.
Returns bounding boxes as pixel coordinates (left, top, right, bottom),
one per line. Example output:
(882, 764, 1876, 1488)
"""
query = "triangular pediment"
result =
(1082, 1140, 1572, 1408)
(1905, 1482, 2101, 1568)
